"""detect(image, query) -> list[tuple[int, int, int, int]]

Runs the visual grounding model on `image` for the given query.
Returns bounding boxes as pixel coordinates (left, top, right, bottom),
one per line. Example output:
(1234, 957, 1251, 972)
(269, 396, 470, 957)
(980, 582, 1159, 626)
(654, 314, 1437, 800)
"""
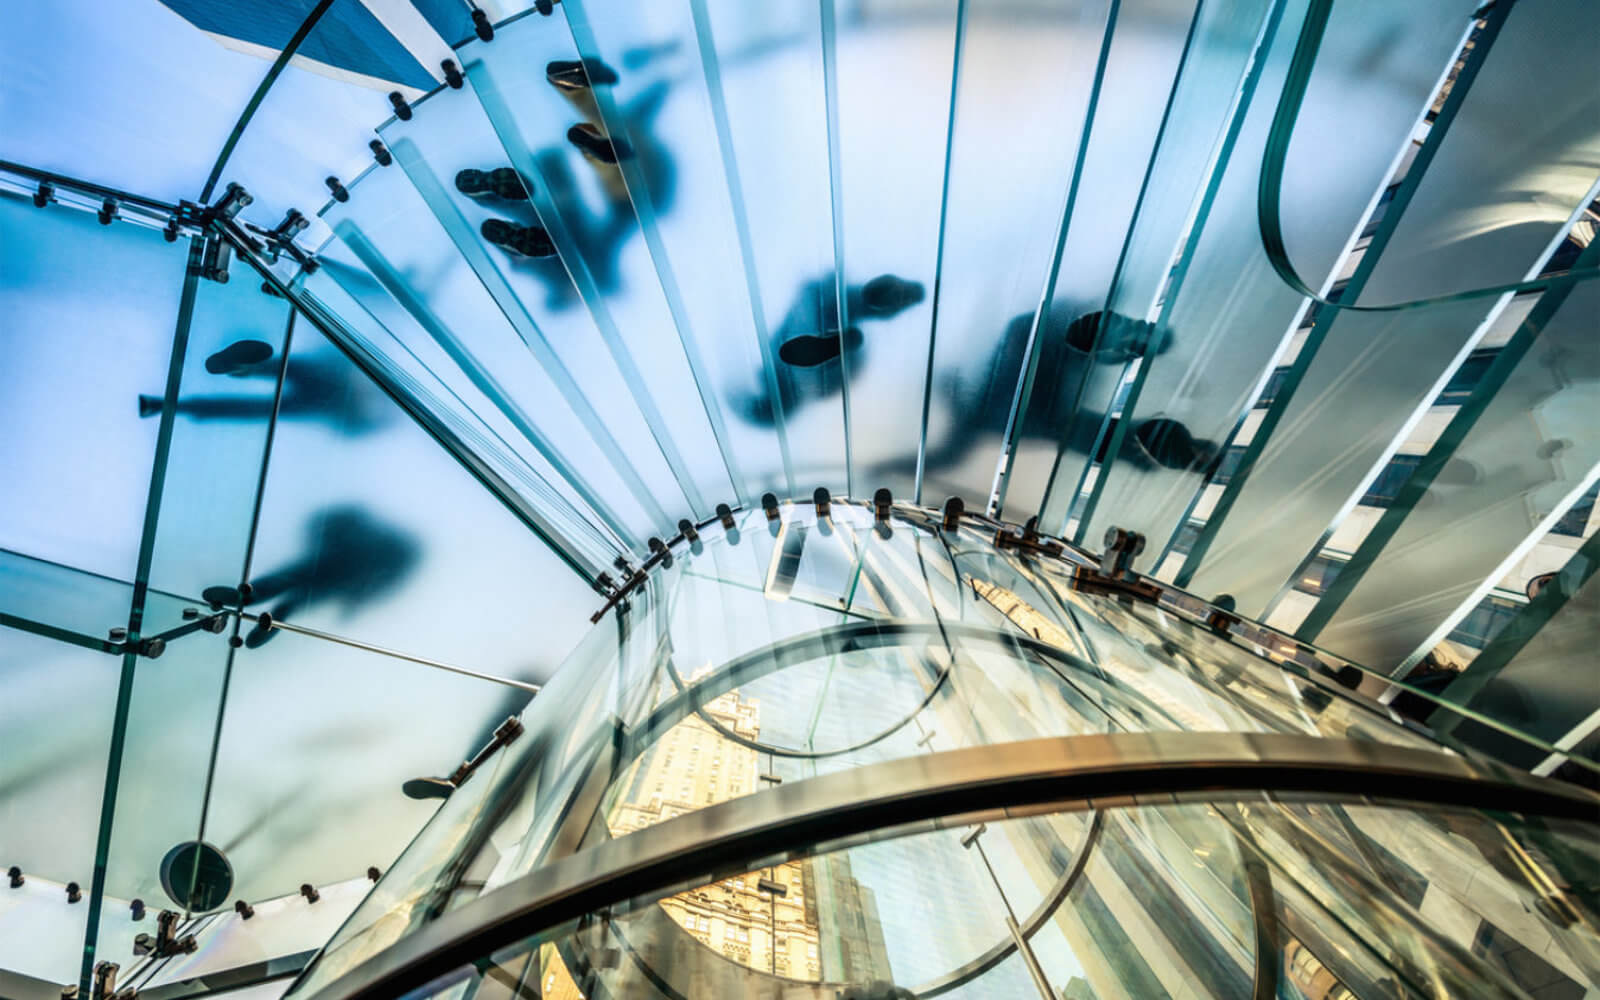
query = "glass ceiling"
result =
(3, 0, 1600, 995)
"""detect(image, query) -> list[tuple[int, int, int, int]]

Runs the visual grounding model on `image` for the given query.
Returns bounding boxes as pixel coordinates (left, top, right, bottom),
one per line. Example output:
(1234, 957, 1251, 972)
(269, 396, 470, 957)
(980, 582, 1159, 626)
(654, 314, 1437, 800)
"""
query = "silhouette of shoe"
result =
(203, 585, 243, 608)
(455, 167, 531, 202)
(1134, 418, 1216, 472)
(859, 275, 925, 316)
(546, 58, 619, 92)
(567, 122, 625, 165)
(481, 219, 557, 258)
(204, 339, 275, 375)
(243, 618, 277, 649)
(864, 273, 928, 315)
(138, 394, 163, 418)
(779, 329, 861, 367)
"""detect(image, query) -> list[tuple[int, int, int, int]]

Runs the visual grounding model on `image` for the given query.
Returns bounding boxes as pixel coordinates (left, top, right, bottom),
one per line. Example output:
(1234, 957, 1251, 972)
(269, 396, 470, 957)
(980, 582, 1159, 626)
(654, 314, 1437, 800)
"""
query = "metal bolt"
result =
(234, 899, 254, 920)
(300, 883, 320, 904)
(7, 866, 22, 888)
(130, 899, 145, 921)
(108, 627, 127, 642)
(812, 486, 831, 517)
(181, 607, 199, 620)
(942, 496, 965, 531)
(761, 493, 780, 521)
(66, 882, 81, 903)
(367, 866, 381, 882)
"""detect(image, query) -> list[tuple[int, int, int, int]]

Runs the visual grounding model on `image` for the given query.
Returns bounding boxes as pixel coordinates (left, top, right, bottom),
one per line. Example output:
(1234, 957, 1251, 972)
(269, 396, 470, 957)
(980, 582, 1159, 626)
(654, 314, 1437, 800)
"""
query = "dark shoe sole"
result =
(481, 219, 557, 258)
(455, 167, 530, 201)
(779, 331, 858, 368)
(547, 58, 619, 91)
(567, 123, 622, 165)
(205, 339, 275, 375)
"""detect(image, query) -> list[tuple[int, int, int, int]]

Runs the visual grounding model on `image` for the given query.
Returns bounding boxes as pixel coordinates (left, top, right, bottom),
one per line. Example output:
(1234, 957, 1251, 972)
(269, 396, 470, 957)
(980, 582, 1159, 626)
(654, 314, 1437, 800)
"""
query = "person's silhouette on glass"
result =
(734, 273, 926, 426)
(203, 506, 420, 648)
(138, 339, 383, 434)
(459, 60, 675, 309)
(918, 309, 1220, 481)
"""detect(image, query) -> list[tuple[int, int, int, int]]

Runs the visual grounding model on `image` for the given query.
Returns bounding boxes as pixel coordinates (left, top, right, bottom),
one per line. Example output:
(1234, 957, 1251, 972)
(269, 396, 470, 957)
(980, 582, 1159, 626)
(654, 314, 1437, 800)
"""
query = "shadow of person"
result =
(732, 273, 925, 426)
(202, 506, 421, 648)
(915, 309, 1221, 483)
(461, 66, 676, 311)
(138, 339, 385, 434)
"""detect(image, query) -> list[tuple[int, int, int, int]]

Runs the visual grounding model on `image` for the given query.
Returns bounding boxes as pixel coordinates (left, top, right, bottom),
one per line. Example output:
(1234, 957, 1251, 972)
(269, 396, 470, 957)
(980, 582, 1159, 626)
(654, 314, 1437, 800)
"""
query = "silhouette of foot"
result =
(455, 167, 531, 202)
(203, 585, 244, 608)
(481, 219, 557, 258)
(243, 617, 277, 649)
(546, 58, 619, 92)
(567, 123, 624, 165)
(779, 328, 862, 367)
(204, 339, 275, 375)
(1134, 418, 1217, 472)
(859, 275, 924, 316)
(138, 394, 163, 418)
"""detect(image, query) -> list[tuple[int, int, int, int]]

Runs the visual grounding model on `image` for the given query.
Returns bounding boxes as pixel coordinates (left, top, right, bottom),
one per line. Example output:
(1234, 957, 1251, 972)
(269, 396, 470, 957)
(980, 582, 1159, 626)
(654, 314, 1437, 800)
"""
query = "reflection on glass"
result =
(392, 797, 1600, 1000)
(291, 502, 1591, 999)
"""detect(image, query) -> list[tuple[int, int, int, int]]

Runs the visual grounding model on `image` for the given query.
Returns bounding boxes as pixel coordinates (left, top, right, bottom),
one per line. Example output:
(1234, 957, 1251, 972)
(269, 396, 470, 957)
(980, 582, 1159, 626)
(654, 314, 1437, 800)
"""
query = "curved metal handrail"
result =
(297, 731, 1600, 1000)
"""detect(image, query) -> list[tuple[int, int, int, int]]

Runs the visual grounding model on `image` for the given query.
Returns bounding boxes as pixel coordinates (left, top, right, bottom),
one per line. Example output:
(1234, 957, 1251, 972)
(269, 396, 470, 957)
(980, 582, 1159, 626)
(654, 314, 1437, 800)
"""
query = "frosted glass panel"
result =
(143, 271, 292, 630)
(916, 0, 1113, 505)
(299, 259, 621, 575)
(0, 631, 120, 986)
(1311, 277, 1600, 671)
(244, 321, 596, 676)
(381, 69, 728, 519)
(1437, 530, 1600, 769)
(831, 1, 957, 500)
(1081, 0, 1475, 567)
(0, 194, 185, 580)
(1015, 0, 1268, 526)
(197, 627, 537, 903)
(1352, 1, 1600, 306)
(319, 159, 661, 543)
(1186, 294, 1511, 615)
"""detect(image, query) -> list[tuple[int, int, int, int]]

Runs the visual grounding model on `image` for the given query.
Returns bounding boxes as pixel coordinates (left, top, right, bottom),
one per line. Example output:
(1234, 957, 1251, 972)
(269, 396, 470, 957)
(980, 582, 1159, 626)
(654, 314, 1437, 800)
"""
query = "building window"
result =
(1551, 481, 1598, 539)
(1436, 349, 1499, 404)
(1361, 454, 1424, 508)
(1211, 445, 1248, 486)
(1292, 554, 1343, 598)
(1447, 594, 1524, 650)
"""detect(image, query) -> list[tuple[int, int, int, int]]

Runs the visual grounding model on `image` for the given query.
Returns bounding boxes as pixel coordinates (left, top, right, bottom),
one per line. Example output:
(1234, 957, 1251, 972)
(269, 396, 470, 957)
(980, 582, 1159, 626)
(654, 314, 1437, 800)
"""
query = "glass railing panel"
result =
(141, 267, 292, 637)
(1185, 292, 1518, 616)
(1425, 527, 1600, 773)
(374, 796, 1600, 1000)
(476, 0, 802, 502)
(0, 630, 123, 988)
(299, 257, 621, 575)
(915, 0, 1113, 506)
(1348, 2, 1600, 306)
(696, 0, 849, 495)
(318, 157, 659, 545)
(1308, 275, 1600, 676)
(0, 192, 188, 582)
(1020, 0, 1273, 529)
(134, 876, 371, 992)
(378, 74, 730, 521)
(0, 550, 189, 653)
(91, 629, 236, 974)
(240, 318, 597, 683)
(182, 625, 541, 908)
(829, 1, 957, 500)
(1079, 0, 1477, 569)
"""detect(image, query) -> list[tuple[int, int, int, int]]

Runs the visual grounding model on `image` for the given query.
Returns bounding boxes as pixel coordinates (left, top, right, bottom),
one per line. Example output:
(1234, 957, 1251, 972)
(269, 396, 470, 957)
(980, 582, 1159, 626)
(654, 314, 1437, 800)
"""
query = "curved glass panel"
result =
(288, 505, 1585, 997)
(391, 796, 1600, 1000)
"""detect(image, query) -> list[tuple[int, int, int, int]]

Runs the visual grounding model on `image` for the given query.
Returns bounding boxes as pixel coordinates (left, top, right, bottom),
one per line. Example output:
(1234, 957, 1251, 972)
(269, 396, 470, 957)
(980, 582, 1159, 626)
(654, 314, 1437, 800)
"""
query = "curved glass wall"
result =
(287, 502, 1600, 999)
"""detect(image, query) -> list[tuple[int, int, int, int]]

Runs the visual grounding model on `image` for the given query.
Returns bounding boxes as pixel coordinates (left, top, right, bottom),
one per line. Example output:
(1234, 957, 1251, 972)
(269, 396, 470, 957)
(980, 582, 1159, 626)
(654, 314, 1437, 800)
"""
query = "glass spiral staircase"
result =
(2, 0, 1600, 997)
